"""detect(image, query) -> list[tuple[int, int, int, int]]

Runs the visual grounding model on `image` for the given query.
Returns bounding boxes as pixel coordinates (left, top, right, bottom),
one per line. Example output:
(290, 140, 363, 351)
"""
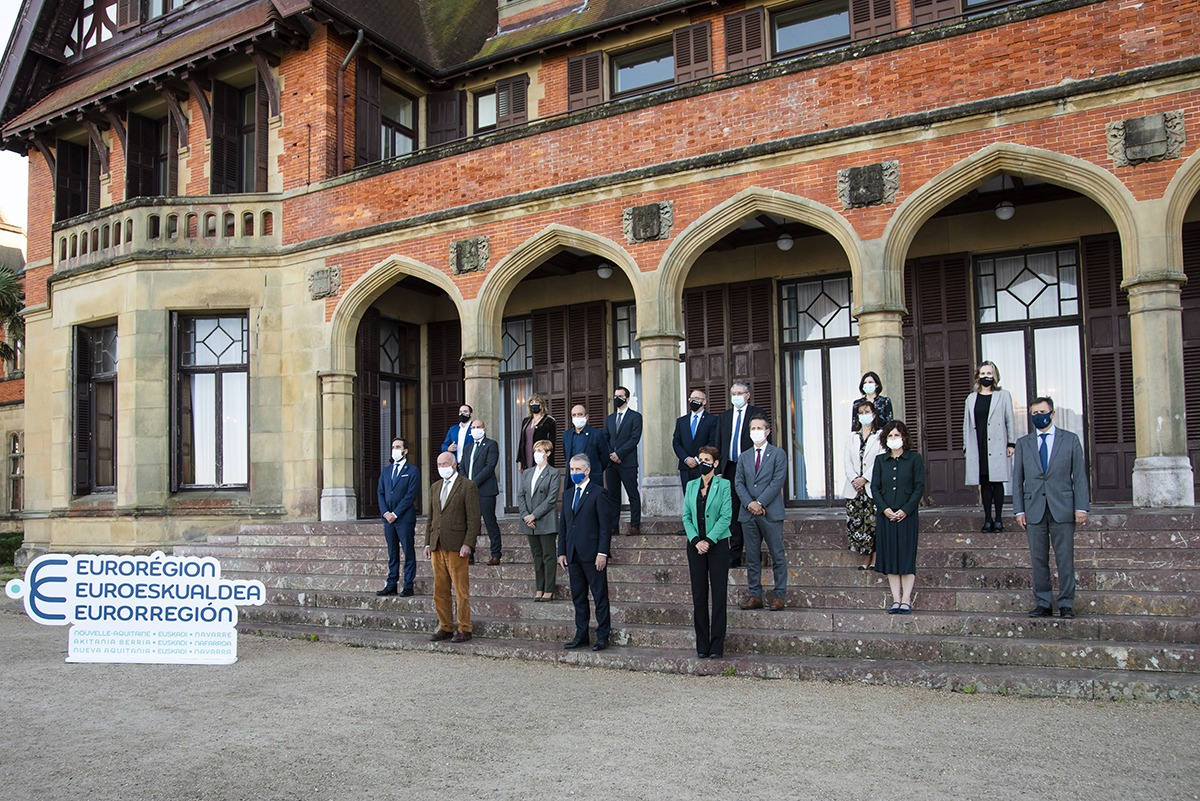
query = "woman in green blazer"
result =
(682, 445, 733, 658)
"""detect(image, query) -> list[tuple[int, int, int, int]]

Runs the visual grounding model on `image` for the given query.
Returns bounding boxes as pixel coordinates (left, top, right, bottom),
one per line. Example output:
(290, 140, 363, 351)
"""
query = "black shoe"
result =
(730, 557, 744, 568)
(399, 587, 414, 597)
(375, 586, 398, 596)
(1059, 608, 1075, 619)
(592, 640, 608, 651)
(1027, 606, 1053, 618)
(697, 652, 710, 659)
(564, 635, 589, 650)
(993, 522, 1004, 533)
(708, 652, 723, 659)
(981, 521, 994, 532)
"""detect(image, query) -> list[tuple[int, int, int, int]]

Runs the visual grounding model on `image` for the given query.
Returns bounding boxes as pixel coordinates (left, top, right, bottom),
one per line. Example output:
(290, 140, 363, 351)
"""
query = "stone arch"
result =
(328, 254, 465, 372)
(884, 142, 1141, 284)
(1162, 146, 1200, 266)
(654, 187, 866, 333)
(476, 224, 644, 353)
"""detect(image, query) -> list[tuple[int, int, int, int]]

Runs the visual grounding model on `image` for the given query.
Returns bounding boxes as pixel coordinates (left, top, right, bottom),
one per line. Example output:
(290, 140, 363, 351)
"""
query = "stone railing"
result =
(53, 195, 282, 272)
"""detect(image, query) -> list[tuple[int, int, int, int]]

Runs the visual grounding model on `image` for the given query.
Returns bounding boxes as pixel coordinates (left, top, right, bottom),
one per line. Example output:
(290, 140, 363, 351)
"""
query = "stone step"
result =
(237, 624, 1200, 702)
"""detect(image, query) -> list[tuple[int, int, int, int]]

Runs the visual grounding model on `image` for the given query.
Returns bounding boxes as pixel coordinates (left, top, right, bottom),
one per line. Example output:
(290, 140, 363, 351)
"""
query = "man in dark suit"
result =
(558, 454, 613, 651)
(672, 389, 718, 489)
(562, 404, 608, 492)
(716, 380, 765, 567)
(440, 403, 473, 463)
(1013, 396, 1090, 619)
(459, 418, 502, 564)
(375, 437, 420, 597)
(604, 386, 643, 537)
(424, 452, 480, 643)
(735, 414, 790, 611)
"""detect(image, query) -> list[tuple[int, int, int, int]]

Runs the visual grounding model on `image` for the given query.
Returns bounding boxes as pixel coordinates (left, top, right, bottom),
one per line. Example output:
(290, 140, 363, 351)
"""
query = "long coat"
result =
(962, 389, 1016, 485)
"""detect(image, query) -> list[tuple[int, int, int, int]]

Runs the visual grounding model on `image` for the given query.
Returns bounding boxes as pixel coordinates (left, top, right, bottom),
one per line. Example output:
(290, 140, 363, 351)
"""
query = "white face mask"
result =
(862, 382, 877, 395)
(471, 427, 485, 441)
(572, 416, 587, 429)
(749, 429, 767, 445)
(438, 465, 456, 480)
(391, 449, 405, 463)
(886, 437, 904, 451)
(730, 394, 746, 409)
(533, 451, 546, 466)
(857, 414, 874, 427)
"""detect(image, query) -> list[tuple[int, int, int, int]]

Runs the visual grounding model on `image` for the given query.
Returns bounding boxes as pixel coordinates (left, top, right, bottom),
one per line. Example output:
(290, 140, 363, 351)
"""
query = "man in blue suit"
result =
(604, 386, 643, 536)
(459, 418, 502, 564)
(376, 437, 419, 596)
(672, 389, 718, 489)
(440, 403, 474, 462)
(558, 454, 613, 651)
(562, 403, 608, 492)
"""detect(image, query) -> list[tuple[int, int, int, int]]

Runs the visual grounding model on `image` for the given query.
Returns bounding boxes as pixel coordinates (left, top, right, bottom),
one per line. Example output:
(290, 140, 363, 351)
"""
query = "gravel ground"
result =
(1, 611, 1197, 801)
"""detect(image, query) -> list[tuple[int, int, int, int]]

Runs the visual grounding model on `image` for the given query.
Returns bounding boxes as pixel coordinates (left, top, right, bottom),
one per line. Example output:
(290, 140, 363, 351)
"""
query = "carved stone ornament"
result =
(450, 236, 490, 274)
(1106, 110, 1185, 167)
(308, 266, 342, 300)
(838, 161, 899, 209)
(623, 201, 674, 244)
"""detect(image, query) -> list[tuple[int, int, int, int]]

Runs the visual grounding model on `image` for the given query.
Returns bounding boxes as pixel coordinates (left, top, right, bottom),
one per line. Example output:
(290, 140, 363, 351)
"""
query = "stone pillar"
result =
(855, 308, 906, 421)
(1126, 274, 1194, 506)
(462, 352, 502, 431)
(319, 370, 357, 520)
(638, 333, 684, 518)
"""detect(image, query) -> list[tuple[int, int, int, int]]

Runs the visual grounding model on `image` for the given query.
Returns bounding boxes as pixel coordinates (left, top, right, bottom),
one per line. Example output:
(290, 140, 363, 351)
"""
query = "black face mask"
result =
(979, 377, 995, 388)
(689, 399, 704, 412)
(698, 462, 714, 475)
(459, 413, 471, 423)
(614, 396, 627, 408)
(529, 404, 541, 414)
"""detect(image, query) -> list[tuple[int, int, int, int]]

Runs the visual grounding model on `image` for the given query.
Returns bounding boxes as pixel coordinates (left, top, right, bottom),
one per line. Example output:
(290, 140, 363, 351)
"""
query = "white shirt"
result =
(530, 463, 547, 490)
(455, 424, 470, 461)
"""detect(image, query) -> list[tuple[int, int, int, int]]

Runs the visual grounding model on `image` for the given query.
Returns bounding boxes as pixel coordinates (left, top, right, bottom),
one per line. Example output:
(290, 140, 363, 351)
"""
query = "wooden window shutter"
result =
(125, 112, 157, 199)
(356, 307, 381, 519)
(1182, 222, 1200, 498)
(683, 286, 729, 415)
(911, 0, 960, 26)
(567, 52, 603, 111)
(74, 327, 93, 496)
(532, 307, 569, 425)
(87, 141, 101, 212)
(495, 75, 529, 128)
(165, 114, 179, 196)
(727, 280, 775, 425)
(355, 56, 383, 166)
(117, 0, 140, 29)
(426, 319, 464, 474)
(569, 302, 608, 421)
(674, 22, 712, 84)
(55, 139, 88, 221)
(725, 7, 766, 71)
(851, 0, 895, 40)
(254, 75, 269, 192)
(209, 79, 242, 194)
(426, 90, 466, 146)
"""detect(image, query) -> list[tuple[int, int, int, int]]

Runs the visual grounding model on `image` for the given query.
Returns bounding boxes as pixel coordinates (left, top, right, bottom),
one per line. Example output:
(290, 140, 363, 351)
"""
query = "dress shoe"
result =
(375, 586, 398, 596)
(591, 640, 608, 651)
(769, 596, 786, 611)
(981, 521, 994, 533)
(628, 526, 640, 536)
(468, 554, 475, 565)
(487, 555, 501, 566)
(563, 634, 589, 649)
(399, 587, 414, 597)
(729, 557, 744, 569)
(739, 595, 764, 610)
(451, 631, 472, 643)
(697, 652, 710, 659)
(430, 629, 454, 641)
(1059, 608, 1075, 619)
(707, 652, 724, 659)
(1027, 606, 1053, 618)
(993, 522, 1005, 533)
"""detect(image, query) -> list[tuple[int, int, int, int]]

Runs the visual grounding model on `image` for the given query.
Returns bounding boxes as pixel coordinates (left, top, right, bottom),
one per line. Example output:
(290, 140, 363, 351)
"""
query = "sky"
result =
(0, 0, 29, 231)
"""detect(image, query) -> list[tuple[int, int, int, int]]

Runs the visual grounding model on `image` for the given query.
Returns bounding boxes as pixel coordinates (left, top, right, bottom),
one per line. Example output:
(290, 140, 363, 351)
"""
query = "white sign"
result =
(4, 552, 265, 665)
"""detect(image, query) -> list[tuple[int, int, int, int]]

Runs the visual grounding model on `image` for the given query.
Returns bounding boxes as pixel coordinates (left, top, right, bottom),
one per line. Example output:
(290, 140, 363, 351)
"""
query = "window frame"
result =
(380, 81, 417, 160)
(771, 0, 853, 58)
(74, 324, 118, 496)
(8, 431, 22, 513)
(610, 39, 676, 98)
(474, 87, 498, 133)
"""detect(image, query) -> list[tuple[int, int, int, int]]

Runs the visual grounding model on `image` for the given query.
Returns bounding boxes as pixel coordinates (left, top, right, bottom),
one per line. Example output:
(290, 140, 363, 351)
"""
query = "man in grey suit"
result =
(735, 414, 789, 611)
(1012, 396, 1089, 619)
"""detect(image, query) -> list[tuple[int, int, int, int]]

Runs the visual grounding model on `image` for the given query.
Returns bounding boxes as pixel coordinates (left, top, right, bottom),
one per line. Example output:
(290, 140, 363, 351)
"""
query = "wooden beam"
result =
(183, 72, 212, 139)
(158, 87, 190, 149)
(249, 49, 281, 117)
(81, 119, 110, 174)
(102, 106, 127, 152)
(31, 136, 54, 175)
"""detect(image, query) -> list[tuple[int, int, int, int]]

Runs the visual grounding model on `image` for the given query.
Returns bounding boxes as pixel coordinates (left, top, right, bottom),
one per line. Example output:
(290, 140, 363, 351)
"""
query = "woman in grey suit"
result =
(518, 439, 561, 601)
(963, 360, 1017, 532)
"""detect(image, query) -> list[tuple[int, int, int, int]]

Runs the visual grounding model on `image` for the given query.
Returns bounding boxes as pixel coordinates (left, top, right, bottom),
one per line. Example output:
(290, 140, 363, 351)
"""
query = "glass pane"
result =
(476, 91, 497, 130)
(614, 43, 674, 94)
(381, 85, 413, 128)
(501, 375, 533, 508)
(187, 317, 248, 367)
(829, 345, 861, 500)
(1033, 326, 1085, 444)
(188, 373, 218, 485)
(501, 317, 532, 374)
(980, 330, 1029, 438)
(785, 350, 826, 500)
(380, 378, 397, 468)
(95, 380, 116, 487)
(775, 0, 849, 53)
(221, 371, 248, 485)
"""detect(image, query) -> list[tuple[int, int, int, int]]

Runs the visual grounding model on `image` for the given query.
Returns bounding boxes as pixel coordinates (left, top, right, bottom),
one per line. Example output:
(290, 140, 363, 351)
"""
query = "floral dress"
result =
(846, 434, 877, 555)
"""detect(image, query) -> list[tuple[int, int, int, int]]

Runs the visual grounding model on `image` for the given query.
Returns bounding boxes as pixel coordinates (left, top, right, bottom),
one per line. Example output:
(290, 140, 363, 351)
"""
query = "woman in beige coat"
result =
(963, 361, 1016, 532)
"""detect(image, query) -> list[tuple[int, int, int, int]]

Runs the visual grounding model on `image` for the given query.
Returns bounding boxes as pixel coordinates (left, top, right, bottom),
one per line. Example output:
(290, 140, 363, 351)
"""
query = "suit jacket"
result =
(426, 476, 481, 552)
(561, 425, 609, 487)
(517, 464, 561, 536)
(604, 408, 643, 467)
(376, 461, 419, 522)
(557, 479, 612, 561)
(716, 404, 765, 468)
(516, 414, 558, 470)
(871, 450, 925, 517)
(842, 429, 885, 499)
(441, 423, 471, 456)
(459, 436, 499, 497)
(734, 442, 788, 523)
(682, 475, 733, 543)
(672, 411, 718, 471)
(1011, 426, 1089, 524)
(963, 389, 1017, 485)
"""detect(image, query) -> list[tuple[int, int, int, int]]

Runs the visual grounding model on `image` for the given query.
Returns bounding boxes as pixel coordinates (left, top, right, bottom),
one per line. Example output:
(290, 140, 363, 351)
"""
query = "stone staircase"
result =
(172, 508, 1200, 701)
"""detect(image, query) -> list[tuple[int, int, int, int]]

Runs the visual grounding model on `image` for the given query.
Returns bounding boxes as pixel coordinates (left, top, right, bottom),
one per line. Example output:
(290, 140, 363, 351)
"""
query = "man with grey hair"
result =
(717, 380, 764, 568)
(557, 454, 613, 650)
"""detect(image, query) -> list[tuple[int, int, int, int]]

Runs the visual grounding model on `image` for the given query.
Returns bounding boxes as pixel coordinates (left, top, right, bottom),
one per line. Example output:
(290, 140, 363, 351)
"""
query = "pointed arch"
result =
(654, 187, 866, 333)
(328, 254, 464, 372)
(1163, 145, 1200, 257)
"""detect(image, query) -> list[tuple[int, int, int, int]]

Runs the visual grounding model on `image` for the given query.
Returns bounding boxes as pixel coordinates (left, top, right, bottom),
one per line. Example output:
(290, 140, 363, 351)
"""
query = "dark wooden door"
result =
(683, 280, 774, 420)
(356, 308, 381, 519)
(1183, 222, 1200, 498)
(427, 319, 463, 480)
(532, 302, 608, 425)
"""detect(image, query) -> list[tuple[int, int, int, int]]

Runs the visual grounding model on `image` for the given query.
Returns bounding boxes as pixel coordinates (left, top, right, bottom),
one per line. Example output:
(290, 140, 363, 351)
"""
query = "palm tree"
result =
(0, 267, 25, 367)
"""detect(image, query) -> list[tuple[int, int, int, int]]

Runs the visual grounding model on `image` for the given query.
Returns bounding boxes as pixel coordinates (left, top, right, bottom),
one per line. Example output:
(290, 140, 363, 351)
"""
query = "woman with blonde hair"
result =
(516, 392, 557, 470)
(963, 361, 1016, 532)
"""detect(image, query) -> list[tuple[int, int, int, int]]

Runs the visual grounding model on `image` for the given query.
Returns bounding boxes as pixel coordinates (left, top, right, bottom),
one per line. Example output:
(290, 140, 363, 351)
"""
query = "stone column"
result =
(462, 352, 502, 431)
(855, 239, 907, 419)
(638, 332, 684, 518)
(1127, 274, 1194, 506)
(319, 370, 357, 520)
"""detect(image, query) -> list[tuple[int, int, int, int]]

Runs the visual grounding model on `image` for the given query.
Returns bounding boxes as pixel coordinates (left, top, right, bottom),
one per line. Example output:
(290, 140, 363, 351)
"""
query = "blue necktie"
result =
(1039, 433, 1049, 473)
(690, 414, 699, 438)
(573, 487, 582, 512)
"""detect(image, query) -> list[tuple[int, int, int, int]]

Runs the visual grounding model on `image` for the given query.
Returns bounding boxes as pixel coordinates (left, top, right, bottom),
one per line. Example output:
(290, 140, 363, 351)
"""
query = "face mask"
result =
(614, 396, 627, 408)
(731, 394, 746, 409)
(698, 462, 714, 475)
(471, 428, 485, 441)
(886, 437, 904, 450)
(533, 451, 546, 466)
(570, 472, 586, 486)
(459, 413, 471, 423)
(572, 416, 587, 429)
(858, 414, 874, 427)
(438, 466, 456, 480)
(979, 377, 995, 388)
(391, 449, 405, 463)
(689, 399, 704, 412)
(749, 429, 767, 445)
(862, 382, 877, 395)
(1031, 412, 1053, 430)
(529, 404, 541, 414)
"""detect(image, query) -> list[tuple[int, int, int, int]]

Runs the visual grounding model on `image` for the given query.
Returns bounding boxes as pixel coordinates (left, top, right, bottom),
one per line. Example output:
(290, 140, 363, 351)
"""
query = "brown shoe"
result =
(450, 631, 472, 643)
(628, 526, 640, 536)
(769, 596, 786, 611)
(739, 595, 764, 610)
(430, 629, 453, 642)
(487, 555, 501, 566)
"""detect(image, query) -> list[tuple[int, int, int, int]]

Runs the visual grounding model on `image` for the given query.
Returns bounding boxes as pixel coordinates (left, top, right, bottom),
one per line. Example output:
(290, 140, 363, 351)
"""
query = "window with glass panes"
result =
(173, 314, 249, 488)
(500, 317, 533, 510)
(74, 325, 117, 495)
(8, 432, 21, 513)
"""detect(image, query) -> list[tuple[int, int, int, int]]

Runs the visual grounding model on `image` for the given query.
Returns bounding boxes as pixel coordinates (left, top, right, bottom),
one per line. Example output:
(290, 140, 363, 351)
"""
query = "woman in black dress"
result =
(851, 371, 894, 432)
(515, 392, 557, 470)
(871, 420, 925, 615)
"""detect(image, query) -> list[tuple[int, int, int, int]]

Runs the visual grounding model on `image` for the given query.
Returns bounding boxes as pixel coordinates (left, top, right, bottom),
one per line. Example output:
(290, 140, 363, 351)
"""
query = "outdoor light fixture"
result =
(776, 233, 794, 251)
(994, 199, 1015, 221)
(596, 264, 614, 279)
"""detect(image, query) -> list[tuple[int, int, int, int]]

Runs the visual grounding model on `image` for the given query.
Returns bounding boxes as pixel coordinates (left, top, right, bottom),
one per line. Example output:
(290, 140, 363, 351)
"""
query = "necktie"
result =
(392, 463, 399, 480)
(469, 443, 478, 480)
(730, 409, 743, 462)
(1039, 433, 1049, 473)
(690, 414, 699, 438)
(755, 448, 762, 472)
(440, 478, 451, 509)
(573, 486, 583, 512)
(616, 411, 624, 431)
